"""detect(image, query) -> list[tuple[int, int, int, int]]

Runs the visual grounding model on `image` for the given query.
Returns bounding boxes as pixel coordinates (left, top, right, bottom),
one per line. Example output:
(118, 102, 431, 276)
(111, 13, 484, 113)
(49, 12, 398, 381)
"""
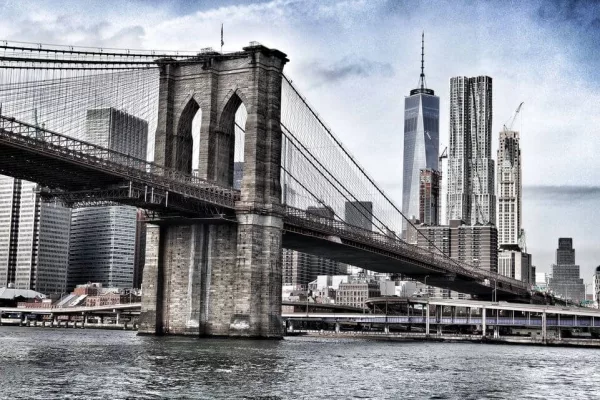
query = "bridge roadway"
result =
(0, 116, 530, 299)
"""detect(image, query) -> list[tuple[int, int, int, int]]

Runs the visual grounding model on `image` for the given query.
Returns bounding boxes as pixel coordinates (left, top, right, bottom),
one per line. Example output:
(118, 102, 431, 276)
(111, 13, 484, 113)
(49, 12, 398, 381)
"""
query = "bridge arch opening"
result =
(175, 97, 201, 174)
(218, 91, 247, 189)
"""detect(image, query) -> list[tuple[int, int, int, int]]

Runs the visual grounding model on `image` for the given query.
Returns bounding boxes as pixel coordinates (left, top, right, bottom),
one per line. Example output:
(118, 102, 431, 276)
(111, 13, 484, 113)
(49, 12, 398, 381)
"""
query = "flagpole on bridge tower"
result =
(221, 23, 224, 53)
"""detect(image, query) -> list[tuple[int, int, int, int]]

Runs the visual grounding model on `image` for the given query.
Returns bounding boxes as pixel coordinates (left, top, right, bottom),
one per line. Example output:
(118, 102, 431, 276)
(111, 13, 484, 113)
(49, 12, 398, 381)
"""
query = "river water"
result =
(0, 327, 598, 399)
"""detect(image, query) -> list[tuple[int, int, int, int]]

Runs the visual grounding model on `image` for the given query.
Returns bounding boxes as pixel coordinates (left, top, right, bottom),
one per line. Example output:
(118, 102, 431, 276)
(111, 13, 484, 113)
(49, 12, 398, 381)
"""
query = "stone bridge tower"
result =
(139, 44, 288, 338)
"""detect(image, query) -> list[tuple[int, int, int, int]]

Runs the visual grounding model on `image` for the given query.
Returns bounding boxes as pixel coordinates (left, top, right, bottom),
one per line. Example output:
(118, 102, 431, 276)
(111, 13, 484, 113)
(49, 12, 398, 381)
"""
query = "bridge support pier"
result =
(139, 44, 288, 339)
(493, 325, 499, 339)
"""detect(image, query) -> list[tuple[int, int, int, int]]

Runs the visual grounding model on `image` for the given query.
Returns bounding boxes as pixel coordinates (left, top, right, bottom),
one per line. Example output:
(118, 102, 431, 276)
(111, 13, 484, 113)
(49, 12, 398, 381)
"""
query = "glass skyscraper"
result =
(402, 34, 439, 233)
(0, 176, 71, 294)
(67, 108, 148, 289)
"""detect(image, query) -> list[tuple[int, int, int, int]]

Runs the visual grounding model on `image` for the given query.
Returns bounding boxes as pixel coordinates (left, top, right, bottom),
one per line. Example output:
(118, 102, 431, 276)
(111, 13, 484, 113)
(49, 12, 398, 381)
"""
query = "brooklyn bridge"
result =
(0, 41, 539, 338)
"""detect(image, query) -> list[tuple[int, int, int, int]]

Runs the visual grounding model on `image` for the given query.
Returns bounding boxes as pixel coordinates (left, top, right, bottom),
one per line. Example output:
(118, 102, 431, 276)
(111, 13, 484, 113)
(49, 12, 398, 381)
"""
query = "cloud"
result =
(536, 0, 588, 22)
(306, 57, 394, 87)
(524, 185, 600, 202)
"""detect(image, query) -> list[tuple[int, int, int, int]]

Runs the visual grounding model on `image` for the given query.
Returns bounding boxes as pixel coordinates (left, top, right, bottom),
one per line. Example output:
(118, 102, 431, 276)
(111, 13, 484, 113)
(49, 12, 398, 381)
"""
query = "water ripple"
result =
(0, 327, 599, 399)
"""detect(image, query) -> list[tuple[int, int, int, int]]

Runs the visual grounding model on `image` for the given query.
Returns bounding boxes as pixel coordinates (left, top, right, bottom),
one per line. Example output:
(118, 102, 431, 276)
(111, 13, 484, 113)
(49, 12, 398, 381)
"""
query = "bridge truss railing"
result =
(284, 205, 527, 293)
(0, 116, 239, 208)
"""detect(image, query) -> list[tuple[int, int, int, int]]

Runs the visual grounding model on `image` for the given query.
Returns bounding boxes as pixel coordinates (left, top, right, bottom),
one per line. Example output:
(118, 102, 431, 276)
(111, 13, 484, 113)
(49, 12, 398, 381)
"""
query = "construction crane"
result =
(439, 146, 448, 163)
(503, 102, 524, 132)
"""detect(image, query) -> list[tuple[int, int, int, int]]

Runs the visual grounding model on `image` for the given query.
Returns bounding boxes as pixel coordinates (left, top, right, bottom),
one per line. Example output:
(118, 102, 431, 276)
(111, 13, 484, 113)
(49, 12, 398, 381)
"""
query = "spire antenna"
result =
(420, 31, 426, 90)
(410, 32, 433, 96)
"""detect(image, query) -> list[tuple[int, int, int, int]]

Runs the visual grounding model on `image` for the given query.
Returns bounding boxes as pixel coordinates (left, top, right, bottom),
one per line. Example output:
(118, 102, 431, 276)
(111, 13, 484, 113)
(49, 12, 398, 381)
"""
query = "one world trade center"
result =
(402, 33, 439, 235)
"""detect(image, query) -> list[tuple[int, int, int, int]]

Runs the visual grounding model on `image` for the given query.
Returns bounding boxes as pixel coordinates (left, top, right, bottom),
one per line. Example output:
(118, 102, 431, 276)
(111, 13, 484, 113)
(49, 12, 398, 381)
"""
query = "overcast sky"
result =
(1, 0, 599, 284)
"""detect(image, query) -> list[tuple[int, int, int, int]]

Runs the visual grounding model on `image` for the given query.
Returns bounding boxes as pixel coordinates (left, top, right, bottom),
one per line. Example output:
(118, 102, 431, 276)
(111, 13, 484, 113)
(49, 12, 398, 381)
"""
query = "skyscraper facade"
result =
(345, 201, 373, 231)
(447, 76, 495, 225)
(68, 206, 137, 289)
(68, 108, 148, 289)
(497, 130, 522, 247)
(402, 34, 440, 230)
(86, 108, 148, 160)
(417, 219, 498, 273)
(549, 238, 585, 302)
(419, 168, 441, 225)
(0, 176, 71, 294)
(282, 249, 343, 291)
(496, 129, 532, 282)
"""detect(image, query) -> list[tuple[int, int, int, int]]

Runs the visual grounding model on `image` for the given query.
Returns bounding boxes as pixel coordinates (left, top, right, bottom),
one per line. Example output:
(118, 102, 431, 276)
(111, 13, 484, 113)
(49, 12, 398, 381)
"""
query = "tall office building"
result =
(68, 206, 137, 289)
(417, 220, 498, 273)
(0, 176, 71, 294)
(497, 130, 522, 247)
(419, 168, 441, 225)
(447, 76, 495, 225)
(345, 201, 373, 231)
(498, 250, 532, 283)
(549, 238, 585, 302)
(68, 108, 148, 289)
(282, 205, 344, 289)
(402, 33, 440, 232)
(86, 108, 148, 160)
(496, 129, 532, 282)
(282, 249, 343, 291)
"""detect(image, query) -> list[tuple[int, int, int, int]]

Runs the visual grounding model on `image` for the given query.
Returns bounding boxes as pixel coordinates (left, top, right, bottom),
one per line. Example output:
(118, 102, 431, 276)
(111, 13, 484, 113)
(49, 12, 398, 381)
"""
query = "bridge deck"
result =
(0, 115, 531, 299)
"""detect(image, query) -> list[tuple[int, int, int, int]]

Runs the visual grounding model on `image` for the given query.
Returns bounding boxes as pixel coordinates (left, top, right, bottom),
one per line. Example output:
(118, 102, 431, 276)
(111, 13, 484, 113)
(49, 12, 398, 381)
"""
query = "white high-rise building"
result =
(67, 108, 147, 289)
(0, 176, 71, 294)
(447, 76, 495, 225)
(497, 130, 521, 247)
(496, 129, 531, 282)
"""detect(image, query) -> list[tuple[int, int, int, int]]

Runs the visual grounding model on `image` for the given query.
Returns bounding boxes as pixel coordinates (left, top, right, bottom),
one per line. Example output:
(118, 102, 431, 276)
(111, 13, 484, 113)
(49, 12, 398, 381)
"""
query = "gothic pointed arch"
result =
(173, 97, 201, 173)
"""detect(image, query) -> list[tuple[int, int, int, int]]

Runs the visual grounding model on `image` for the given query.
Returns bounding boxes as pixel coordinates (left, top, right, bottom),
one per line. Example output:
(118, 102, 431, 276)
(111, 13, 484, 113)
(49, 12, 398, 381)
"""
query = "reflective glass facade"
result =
(0, 176, 70, 294)
(68, 206, 137, 289)
(67, 109, 148, 289)
(402, 92, 439, 226)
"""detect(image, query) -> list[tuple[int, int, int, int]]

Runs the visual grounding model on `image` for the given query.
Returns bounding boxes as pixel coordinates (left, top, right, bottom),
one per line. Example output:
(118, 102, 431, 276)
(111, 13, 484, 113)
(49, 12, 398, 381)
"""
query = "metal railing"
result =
(283, 205, 528, 294)
(0, 115, 240, 208)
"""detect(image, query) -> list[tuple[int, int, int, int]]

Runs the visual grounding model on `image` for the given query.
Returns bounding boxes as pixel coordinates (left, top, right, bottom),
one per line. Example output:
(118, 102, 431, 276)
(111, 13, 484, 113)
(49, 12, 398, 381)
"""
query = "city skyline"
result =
(0, 0, 599, 281)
